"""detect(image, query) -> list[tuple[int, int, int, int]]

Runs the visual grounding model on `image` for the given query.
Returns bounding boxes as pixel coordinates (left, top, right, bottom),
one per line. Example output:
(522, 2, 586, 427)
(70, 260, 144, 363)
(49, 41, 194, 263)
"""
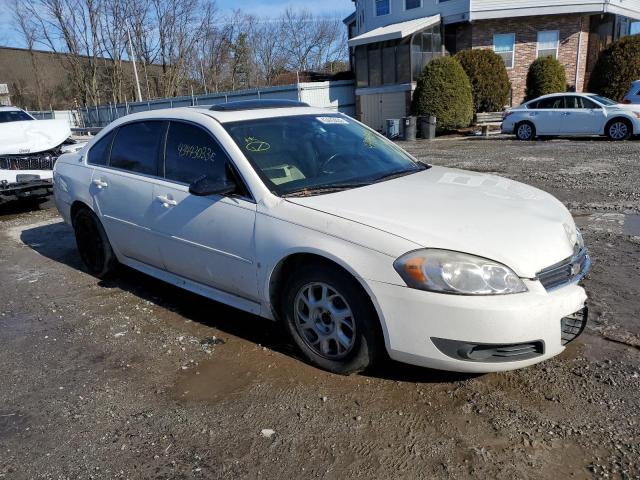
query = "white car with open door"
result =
(502, 93, 640, 141)
(54, 100, 590, 375)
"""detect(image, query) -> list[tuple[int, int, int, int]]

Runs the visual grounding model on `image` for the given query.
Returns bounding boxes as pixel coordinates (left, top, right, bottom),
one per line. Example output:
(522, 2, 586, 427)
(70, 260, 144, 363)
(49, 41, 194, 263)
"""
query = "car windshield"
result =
(223, 114, 427, 196)
(590, 95, 618, 106)
(0, 110, 34, 123)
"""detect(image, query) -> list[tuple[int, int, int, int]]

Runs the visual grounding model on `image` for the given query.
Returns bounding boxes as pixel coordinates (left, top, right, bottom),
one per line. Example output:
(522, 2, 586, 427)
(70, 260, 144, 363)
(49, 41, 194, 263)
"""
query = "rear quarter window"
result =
(87, 130, 115, 166)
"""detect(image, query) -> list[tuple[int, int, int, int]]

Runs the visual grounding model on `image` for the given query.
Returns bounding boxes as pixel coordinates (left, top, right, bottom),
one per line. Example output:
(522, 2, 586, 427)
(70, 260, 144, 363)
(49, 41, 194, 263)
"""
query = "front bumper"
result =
(501, 121, 515, 134)
(0, 179, 53, 204)
(367, 279, 588, 373)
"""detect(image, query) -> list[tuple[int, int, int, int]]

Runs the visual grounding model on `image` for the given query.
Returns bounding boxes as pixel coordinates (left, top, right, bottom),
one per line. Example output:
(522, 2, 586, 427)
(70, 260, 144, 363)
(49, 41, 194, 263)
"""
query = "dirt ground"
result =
(1, 137, 639, 480)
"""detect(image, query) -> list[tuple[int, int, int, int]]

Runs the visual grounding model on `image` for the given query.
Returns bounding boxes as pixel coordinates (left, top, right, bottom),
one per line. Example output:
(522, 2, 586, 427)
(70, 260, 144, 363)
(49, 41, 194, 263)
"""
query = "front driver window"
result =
(164, 122, 229, 184)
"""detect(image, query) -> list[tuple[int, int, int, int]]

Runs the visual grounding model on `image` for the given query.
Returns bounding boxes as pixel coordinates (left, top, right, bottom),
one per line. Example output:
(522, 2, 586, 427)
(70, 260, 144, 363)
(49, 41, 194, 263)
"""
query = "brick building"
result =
(344, 0, 640, 132)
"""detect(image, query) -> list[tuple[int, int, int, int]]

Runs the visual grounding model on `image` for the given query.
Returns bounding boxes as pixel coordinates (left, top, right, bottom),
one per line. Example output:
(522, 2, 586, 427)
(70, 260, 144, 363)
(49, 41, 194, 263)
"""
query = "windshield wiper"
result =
(282, 182, 373, 198)
(371, 166, 426, 184)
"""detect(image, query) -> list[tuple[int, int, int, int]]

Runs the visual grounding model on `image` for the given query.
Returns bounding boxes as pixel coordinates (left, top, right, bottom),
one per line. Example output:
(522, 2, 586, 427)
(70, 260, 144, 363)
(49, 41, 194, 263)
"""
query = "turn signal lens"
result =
(394, 249, 528, 295)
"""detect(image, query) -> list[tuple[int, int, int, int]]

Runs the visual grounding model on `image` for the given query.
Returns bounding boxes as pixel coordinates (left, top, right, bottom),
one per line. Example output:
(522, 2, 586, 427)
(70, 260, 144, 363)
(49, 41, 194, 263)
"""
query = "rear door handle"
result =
(156, 195, 177, 207)
(92, 179, 108, 189)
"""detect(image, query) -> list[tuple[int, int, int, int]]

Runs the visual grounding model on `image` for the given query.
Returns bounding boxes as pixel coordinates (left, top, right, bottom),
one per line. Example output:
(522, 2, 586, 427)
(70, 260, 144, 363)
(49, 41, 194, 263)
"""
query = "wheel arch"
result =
(604, 116, 633, 136)
(267, 250, 390, 348)
(70, 200, 94, 226)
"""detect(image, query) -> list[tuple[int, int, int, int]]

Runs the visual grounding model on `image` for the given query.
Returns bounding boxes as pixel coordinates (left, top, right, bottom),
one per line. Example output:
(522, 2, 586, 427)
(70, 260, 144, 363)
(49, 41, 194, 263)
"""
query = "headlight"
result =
(393, 249, 528, 295)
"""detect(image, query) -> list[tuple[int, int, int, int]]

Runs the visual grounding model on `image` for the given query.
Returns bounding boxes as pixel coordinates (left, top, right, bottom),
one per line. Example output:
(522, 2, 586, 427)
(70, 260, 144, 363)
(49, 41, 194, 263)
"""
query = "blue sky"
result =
(0, 0, 354, 48)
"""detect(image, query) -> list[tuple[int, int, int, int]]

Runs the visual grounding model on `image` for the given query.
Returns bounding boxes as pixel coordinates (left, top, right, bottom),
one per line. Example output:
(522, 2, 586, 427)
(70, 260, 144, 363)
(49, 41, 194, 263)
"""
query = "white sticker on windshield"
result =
(317, 116, 349, 125)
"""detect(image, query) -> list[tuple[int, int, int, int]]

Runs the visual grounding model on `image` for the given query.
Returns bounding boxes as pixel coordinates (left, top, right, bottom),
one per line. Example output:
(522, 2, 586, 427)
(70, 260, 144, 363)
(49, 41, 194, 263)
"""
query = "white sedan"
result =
(53, 100, 590, 374)
(502, 93, 640, 141)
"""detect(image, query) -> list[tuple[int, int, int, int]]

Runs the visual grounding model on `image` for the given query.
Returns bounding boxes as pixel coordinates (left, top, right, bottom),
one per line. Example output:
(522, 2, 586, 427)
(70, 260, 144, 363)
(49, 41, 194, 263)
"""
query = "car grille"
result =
(0, 155, 58, 171)
(561, 307, 588, 345)
(536, 246, 591, 291)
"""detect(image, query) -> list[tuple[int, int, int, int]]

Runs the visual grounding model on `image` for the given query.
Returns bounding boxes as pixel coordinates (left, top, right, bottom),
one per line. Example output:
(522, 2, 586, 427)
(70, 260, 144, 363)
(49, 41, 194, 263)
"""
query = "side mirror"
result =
(189, 175, 236, 197)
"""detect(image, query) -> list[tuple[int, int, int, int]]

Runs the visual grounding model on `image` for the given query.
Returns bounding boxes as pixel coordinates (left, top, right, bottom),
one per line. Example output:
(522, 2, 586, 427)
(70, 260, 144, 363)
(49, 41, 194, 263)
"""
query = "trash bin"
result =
(419, 115, 437, 140)
(385, 119, 400, 139)
(403, 116, 417, 141)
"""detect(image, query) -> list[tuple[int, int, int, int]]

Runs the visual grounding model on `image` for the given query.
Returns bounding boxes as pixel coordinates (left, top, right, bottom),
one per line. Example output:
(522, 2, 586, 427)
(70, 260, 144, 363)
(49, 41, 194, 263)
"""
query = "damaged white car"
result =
(53, 100, 591, 375)
(0, 106, 84, 204)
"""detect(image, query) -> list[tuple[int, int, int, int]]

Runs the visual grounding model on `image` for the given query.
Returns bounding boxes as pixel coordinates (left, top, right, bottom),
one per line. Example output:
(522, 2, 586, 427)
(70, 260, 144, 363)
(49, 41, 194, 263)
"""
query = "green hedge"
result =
(525, 56, 566, 101)
(411, 56, 473, 131)
(588, 35, 640, 101)
(455, 49, 510, 113)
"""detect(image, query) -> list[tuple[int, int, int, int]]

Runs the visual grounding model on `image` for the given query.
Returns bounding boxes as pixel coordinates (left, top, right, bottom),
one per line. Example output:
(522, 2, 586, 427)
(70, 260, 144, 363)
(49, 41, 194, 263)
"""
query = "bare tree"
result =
(279, 9, 347, 73)
(11, 0, 349, 107)
(14, 0, 46, 109)
(15, 0, 104, 104)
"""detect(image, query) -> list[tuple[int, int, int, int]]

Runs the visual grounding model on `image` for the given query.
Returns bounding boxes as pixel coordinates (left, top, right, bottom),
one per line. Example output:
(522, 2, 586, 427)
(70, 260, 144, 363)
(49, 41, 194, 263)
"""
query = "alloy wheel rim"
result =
(518, 124, 532, 140)
(294, 282, 356, 360)
(610, 122, 627, 140)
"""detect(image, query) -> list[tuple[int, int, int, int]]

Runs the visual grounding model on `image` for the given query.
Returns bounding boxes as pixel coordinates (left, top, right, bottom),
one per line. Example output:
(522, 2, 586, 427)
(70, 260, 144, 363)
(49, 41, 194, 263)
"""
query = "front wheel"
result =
(515, 121, 536, 141)
(606, 119, 632, 141)
(281, 263, 381, 375)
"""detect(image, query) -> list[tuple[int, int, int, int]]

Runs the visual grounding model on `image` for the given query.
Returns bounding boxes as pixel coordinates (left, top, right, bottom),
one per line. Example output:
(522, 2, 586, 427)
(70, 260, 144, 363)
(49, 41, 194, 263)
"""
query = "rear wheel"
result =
(281, 263, 381, 375)
(606, 119, 632, 141)
(515, 121, 536, 141)
(72, 208, 117, 278)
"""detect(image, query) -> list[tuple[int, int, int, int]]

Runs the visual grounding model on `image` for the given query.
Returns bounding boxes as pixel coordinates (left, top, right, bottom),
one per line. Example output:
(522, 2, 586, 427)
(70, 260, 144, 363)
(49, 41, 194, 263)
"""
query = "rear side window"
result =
(535, 97, 565, 109)
(87, 130, 115, 166)
(164, 122, 229, 184)
(110, 121, 165, 176)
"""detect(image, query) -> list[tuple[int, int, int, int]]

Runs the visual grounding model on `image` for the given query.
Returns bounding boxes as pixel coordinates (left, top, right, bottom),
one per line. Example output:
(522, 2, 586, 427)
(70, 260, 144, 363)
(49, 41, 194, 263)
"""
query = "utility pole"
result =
(127, 26, 143, 103)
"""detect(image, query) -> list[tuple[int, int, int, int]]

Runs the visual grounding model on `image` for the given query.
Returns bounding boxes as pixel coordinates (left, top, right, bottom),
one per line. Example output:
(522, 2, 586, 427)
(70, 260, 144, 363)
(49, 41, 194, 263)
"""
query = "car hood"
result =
(286, 166, 577, 278)
(0, 119, 71, 155)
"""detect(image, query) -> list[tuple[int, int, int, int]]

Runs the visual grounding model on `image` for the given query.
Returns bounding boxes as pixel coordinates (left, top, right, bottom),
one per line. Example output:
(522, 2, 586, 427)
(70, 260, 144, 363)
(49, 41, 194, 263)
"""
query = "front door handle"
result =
(92, 179, 108, 189)
(156, 195, 177, 208)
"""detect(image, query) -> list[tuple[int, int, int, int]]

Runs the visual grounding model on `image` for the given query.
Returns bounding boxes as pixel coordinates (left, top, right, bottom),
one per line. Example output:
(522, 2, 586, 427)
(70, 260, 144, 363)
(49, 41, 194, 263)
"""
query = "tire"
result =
(515, 121, 536, 141)
(72, 207, 117, 278)
(606, 118, 632, 141)
(281, 262, 381, 375)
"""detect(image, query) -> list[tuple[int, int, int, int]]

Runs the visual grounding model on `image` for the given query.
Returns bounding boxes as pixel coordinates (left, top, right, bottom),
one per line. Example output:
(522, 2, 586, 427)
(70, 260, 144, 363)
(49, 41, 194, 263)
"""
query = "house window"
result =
(631, 22, 640, 35)
(406, 0, 421, 9)
(375, 0, 390, 16)
(537, 30, 559, 59)
(493, 33, 515, 69)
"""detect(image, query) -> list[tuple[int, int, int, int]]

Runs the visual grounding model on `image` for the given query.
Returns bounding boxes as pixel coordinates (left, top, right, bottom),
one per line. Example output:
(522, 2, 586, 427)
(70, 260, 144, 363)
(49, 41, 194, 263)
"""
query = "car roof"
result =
(208, 99, 310, 111)
(104, 103, 336, 127)
(528, 92, 596, 102)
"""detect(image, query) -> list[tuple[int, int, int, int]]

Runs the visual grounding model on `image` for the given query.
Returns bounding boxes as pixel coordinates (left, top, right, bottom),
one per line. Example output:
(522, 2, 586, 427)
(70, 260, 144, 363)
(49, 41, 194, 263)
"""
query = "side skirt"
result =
(121, 257, 263, 317)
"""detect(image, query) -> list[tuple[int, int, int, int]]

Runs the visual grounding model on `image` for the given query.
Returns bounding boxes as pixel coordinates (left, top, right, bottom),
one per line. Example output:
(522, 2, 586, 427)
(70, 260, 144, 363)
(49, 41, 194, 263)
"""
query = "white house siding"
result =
(354, 0, 640, 32)
(359, 0, 470, 32)
(607, 0, 640, 19)
(469, 0, 640, 20)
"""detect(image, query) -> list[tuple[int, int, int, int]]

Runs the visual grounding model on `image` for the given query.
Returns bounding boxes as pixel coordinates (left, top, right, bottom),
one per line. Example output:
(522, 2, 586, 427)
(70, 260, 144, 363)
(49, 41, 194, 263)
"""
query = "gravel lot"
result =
(1, 137, 639, 479)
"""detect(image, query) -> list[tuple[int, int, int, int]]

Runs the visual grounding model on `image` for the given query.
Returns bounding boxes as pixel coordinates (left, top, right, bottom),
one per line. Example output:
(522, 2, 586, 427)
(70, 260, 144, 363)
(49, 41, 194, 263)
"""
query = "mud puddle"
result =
(573, 212, 640, 237)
